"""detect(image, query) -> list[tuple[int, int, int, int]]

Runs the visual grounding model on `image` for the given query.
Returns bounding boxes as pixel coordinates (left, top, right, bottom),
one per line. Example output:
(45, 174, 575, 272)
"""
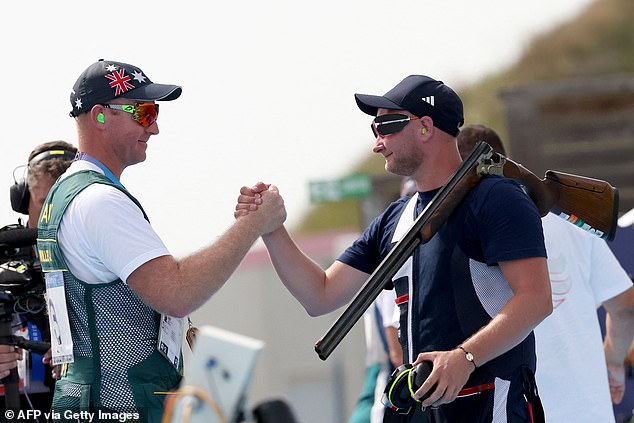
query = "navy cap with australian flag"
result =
(69, 59, 182, 117)
(355, 75, 464, 136)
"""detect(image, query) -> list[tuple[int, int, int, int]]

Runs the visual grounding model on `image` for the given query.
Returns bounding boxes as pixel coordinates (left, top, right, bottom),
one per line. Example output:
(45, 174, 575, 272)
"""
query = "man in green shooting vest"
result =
(37, 59, 286, 422)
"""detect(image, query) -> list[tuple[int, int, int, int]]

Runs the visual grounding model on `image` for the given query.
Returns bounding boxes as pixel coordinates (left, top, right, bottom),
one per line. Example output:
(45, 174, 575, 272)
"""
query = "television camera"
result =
(0, 222, 51, 410)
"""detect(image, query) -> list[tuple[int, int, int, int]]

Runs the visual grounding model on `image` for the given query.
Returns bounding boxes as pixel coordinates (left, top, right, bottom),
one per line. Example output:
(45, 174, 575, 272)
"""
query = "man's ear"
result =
(420, 116, 434, 138)
(90, 105, 106, 127)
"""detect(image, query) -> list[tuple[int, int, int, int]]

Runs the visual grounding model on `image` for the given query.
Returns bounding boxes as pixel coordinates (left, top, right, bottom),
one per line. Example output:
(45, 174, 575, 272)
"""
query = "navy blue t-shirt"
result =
(338, 175, 546, 380)
(339, 175, 545, 271)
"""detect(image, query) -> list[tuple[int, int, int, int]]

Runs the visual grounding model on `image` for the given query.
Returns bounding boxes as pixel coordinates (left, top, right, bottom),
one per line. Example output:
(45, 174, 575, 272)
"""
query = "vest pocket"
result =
(128, 350, 182, 423)
(52, 380, 91, 417)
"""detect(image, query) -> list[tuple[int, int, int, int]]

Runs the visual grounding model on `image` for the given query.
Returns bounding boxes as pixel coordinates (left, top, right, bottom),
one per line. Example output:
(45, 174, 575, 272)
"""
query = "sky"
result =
(1, 0, 596, 255)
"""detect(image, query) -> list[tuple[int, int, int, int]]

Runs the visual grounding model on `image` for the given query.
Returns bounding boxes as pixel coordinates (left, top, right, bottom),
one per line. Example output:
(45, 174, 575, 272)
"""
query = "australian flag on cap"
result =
(69, 59, 182, 117)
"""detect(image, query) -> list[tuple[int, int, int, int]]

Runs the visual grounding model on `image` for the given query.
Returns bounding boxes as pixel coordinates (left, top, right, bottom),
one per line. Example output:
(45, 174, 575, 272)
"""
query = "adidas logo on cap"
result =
(422, 96, 435, 106)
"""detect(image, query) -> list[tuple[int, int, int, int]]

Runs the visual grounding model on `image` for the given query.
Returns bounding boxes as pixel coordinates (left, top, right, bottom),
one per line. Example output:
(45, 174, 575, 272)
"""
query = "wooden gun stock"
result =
(498, 156, 619, 241)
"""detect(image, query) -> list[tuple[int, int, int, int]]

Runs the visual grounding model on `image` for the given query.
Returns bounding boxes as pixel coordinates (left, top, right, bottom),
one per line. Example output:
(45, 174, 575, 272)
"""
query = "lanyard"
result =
(75, 152, 125, 189)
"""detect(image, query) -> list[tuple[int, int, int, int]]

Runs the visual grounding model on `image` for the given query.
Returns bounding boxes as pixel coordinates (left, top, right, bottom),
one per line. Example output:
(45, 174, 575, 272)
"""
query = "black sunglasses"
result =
(371, 113, 421, 138)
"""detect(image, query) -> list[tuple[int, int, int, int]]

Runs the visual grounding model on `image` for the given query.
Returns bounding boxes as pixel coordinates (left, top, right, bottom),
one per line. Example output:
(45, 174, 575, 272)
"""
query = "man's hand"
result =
(234, 182, 270, 218)
(411, 348, 474, 408)
(42, 348, 61, 380)
(0, 344, 21, 379)
(235, 182, 285, 235)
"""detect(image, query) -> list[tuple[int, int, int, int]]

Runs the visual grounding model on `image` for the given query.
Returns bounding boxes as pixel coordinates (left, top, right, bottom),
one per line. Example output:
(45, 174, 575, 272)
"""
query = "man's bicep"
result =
(497, 257, 553, 333)
(126, 255, 177, 312)
(499, 257, 551, 297)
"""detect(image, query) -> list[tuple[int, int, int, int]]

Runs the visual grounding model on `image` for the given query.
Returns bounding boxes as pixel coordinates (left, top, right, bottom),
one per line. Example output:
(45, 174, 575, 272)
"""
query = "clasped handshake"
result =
(234, 182, 287, 236)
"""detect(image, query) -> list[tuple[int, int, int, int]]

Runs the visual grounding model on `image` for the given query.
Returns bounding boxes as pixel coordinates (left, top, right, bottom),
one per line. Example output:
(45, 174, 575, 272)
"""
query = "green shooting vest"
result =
(37, 170, 181, 423)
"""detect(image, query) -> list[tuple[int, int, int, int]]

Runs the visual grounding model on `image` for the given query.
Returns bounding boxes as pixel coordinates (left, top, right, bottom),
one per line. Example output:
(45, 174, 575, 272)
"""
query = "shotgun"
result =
(314, 141, 619, 360)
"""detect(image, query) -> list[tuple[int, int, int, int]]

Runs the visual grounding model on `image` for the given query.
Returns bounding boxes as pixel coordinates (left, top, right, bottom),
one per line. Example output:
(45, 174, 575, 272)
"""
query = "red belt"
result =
(458, 382, 495, 397)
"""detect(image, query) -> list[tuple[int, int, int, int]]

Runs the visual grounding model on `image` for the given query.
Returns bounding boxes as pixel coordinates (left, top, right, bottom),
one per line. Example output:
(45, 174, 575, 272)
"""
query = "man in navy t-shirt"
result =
(236, 75, 552, 423)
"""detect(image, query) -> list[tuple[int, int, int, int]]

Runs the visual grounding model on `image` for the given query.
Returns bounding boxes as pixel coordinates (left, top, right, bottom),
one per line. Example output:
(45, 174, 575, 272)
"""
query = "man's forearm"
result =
(460, 257, 552, 366)
(128, 216, 262, 317)
(262, 227, 334, 316)
(262, 227, 367, 316)
(604, 287, 634, 363)
(603, 290, 634, 404)
(461, 291, 552, 367)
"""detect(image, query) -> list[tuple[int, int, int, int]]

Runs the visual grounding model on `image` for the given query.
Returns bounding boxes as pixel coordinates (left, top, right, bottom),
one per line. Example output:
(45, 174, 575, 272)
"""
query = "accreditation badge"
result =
(158, 314, 184, 369)
(44, 271, 74, 365)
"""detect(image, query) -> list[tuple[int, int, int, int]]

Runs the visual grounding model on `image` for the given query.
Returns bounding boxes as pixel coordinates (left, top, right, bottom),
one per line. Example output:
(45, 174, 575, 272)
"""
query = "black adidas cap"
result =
(355, 75, 464, 136)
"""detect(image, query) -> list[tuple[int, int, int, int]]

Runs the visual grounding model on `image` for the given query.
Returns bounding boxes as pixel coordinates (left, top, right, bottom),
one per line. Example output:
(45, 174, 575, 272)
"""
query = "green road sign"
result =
(309, 174, 372, 203)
